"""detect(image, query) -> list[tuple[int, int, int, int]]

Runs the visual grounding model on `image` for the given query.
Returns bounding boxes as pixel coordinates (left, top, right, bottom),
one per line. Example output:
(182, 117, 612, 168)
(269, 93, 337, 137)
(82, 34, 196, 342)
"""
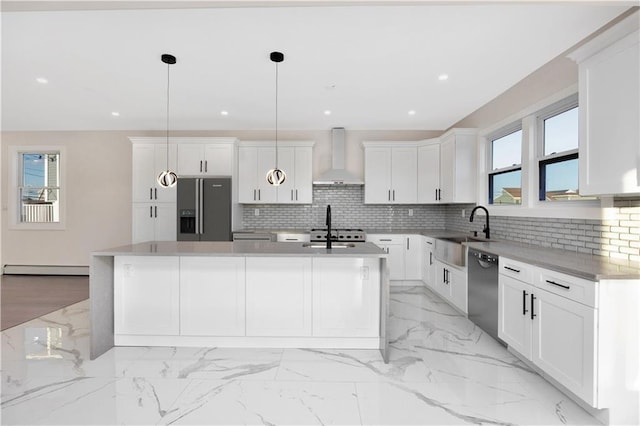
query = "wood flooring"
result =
(1, 275, 89, 330)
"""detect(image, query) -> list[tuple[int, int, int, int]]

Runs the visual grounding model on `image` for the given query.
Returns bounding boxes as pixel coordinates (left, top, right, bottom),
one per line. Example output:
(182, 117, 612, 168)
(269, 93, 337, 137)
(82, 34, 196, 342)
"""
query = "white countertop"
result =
(93, 241, 387, 258)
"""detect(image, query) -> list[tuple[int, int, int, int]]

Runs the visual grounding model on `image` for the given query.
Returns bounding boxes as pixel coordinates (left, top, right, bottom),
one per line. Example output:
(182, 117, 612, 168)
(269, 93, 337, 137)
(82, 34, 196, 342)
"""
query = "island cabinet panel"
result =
(114, 256, 179, 336)
(312, 258, 380, 337)
(245, 257, 312, 336)
(179, 257, 246, 336)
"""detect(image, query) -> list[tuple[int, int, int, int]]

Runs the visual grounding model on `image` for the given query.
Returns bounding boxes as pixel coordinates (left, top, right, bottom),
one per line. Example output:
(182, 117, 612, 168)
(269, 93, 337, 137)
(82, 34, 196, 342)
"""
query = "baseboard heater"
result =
(3, 265, 89, 276)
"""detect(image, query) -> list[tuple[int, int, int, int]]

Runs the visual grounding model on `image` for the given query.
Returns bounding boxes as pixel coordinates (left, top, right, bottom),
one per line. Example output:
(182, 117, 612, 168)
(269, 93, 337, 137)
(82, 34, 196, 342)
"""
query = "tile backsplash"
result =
(241, 186, 640, 262)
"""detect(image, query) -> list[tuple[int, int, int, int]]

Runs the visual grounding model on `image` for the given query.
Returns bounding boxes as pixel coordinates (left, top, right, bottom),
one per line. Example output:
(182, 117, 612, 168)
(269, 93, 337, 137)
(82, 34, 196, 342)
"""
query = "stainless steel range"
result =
(310, 228, 366, 243)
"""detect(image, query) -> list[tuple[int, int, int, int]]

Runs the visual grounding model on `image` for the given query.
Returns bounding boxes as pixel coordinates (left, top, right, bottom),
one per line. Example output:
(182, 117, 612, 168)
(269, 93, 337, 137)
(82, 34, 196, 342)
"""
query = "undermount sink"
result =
(302, 242, 356, 249)
(440, 236, 486, 244)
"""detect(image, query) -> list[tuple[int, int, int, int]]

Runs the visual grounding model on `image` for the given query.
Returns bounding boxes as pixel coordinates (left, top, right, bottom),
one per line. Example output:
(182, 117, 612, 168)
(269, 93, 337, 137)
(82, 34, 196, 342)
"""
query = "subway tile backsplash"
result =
(241, 186, 640, 262)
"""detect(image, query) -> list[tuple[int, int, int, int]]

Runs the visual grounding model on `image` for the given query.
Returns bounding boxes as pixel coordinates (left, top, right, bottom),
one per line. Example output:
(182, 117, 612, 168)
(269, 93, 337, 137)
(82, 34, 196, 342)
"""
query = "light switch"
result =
(408, 209, 413, 217)
(254, 208, 260, 216)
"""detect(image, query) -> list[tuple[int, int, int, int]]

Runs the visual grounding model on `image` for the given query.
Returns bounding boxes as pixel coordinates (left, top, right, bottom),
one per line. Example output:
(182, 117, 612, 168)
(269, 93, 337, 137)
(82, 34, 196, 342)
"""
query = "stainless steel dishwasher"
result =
(467, 248, 505, 345)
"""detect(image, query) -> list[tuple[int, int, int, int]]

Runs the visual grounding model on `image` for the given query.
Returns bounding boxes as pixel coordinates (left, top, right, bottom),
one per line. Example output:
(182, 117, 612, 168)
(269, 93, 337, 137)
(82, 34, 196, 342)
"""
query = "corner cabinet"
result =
(367, 234, 423, 282)
(237, 141, 314, 204)
(436, 129, 477, 203)
(568, 13, 640, 196)
(363, 143, 417, 204)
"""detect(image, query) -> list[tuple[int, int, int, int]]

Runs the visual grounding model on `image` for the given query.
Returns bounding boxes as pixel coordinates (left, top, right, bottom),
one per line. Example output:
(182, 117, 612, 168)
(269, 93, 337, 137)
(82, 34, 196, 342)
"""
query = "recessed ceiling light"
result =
(111, 111, 120, 117)
(408, 110, 416, 116)
(324, 110, 332, 116)
(221, 110, 229, 116)
(36, 77, 48, 84)
(438, 74, 449, 81)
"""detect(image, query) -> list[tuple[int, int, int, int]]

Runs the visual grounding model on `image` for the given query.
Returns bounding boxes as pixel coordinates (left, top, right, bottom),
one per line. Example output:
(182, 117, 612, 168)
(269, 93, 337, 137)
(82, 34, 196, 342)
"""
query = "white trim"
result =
(3, 265, 88, 275)
(115, 335, 381, 349)
(129, 136, 238, 145)
(8, 146, 66, 230)
(238, 140, 315, 148)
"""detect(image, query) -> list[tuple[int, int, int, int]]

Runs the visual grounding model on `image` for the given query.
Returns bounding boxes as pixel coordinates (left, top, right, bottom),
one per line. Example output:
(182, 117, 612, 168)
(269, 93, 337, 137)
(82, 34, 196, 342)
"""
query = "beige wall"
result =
(1, 129, 439, 267)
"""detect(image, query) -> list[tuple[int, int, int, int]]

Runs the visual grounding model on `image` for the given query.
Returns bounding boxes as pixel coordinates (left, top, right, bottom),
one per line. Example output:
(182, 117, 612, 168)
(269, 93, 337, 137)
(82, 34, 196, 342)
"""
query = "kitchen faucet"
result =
(469, 205, 490, 239)
(326, 205, 332, 249)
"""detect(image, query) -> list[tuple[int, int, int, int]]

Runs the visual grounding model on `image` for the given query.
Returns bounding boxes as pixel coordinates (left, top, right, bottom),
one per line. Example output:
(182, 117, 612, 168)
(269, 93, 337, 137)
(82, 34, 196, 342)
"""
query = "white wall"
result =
(1, 129, 438, 267)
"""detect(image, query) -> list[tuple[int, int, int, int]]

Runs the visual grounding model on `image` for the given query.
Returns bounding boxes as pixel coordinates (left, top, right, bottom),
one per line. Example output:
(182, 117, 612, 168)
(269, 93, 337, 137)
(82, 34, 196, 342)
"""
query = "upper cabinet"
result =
(362, 143, 417, 204)
(176, 139, 235, 176)
(237, 141, 314, 204)
(568, 12, 640, 196)
(417, 139, 440, 203)
(132, 142, 177, 203)
(438, 129, 477, 203)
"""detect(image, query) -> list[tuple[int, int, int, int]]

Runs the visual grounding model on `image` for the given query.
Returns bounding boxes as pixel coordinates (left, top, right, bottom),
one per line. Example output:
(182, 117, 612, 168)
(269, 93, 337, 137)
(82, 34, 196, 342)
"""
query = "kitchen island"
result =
(90, 241, 389, 361)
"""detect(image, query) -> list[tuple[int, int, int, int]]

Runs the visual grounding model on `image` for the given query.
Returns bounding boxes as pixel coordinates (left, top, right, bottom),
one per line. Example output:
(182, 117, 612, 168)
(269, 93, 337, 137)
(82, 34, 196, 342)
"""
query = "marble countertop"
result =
(93, 241, 387, 258)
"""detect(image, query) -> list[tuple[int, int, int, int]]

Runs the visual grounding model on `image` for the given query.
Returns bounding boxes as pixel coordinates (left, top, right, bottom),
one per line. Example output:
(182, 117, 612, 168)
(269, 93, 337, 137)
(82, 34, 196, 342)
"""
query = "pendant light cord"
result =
(275, 60, 279, 169)
(166, 61, 170, 171)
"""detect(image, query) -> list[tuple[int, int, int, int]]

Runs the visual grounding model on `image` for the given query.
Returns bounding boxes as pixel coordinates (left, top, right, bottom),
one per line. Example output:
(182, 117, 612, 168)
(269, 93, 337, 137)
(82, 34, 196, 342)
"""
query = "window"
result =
(489, 127, 522, 205)
(19, 151, 61, 223)
(538, 102, 596, 202)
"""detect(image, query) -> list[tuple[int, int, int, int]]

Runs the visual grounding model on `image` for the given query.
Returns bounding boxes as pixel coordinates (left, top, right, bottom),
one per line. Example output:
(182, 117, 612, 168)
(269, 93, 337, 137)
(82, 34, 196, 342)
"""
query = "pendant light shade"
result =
(266, 51, 286, 186)
(157, 53, 178, 188)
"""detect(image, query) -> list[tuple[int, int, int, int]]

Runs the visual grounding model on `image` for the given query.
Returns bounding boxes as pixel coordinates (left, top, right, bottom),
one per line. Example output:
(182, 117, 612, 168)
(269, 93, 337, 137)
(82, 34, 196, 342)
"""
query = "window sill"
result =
(487, 200, 603, 220)
(9, 221, 66, 231)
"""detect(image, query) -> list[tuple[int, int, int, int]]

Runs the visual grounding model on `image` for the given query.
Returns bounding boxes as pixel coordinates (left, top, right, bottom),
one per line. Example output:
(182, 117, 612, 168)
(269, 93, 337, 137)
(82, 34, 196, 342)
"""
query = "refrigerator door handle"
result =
(199, 179, 204, 235)
(195, 179, 200, 234)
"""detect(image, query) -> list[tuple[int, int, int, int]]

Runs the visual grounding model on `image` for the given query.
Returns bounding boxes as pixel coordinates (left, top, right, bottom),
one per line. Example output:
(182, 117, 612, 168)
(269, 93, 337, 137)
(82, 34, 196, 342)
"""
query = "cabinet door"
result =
(423, 239, 436, 289)
(256, 147, 278, 203)
(433, 261, 451, 299)
(132, 203, 156, 244)
(498, 275, 532, 359)
(238, 146, 258, 203)
(364, 147, 392, 203)
(275, 147, 296, 203)
(114, 256, 179, 335)
(418, 143, 441, 203)
(154, 203, 176, 242)
(385, 243, 405, 281)
(578, 31, 640, 195)
(448, 266, 467, 314)
(391, 147, 417, 203)
(180, 257, 246, 336)
(439, 136, 455, 203)
(203, 143, 233, 176)
(532, 288, 597, 405)
(293, 146, 313, 203)
(177, 144, 205, 176)
(132, 144, 156, 202)
(245, 257, 312, 336)
(312, 258, 380, 337)
(404, 235, 423, 280)
(153, 144, 177, 203)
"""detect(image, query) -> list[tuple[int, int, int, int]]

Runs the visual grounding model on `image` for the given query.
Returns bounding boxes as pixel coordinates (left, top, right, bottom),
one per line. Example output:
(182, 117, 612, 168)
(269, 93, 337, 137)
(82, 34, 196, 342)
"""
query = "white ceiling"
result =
(1, 2, 631, 131)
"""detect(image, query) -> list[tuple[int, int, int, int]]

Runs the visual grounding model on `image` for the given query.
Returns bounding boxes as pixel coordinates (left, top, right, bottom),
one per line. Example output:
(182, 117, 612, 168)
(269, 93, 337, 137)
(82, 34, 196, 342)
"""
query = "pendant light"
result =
(157, 53, 178, 188)
(266, 51, 286, 186)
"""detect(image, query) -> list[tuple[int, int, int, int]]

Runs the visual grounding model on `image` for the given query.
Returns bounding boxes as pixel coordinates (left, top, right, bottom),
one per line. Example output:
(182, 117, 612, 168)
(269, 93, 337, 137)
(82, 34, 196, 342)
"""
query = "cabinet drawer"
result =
(499, 257, 534, 284)
(367, 234, 405, 245)
(535, 268, 597, 308)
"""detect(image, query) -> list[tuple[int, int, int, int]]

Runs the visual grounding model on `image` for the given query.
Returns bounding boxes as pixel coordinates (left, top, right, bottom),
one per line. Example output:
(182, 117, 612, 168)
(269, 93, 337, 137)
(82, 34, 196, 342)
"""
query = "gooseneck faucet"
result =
(326, 205, 332, 249)
(470, 205, 490, 239)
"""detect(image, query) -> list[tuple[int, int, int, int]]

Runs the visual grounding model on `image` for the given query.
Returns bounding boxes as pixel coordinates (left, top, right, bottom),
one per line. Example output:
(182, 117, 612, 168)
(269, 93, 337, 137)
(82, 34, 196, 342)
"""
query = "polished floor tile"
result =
(1, 287, 602, 425)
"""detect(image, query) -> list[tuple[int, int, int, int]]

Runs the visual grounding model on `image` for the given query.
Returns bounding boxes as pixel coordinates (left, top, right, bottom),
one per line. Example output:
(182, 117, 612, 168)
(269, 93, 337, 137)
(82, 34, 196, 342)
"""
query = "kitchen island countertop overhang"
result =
(90, 241, 389, 361)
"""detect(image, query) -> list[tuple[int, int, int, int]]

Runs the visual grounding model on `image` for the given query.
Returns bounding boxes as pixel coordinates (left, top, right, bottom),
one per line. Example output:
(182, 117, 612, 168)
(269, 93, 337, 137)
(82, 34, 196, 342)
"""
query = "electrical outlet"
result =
(461, 209, 466, 218)
(360, 266, 369, 280)
(408, 209, 413, 217)
(254, 208, 259, 216)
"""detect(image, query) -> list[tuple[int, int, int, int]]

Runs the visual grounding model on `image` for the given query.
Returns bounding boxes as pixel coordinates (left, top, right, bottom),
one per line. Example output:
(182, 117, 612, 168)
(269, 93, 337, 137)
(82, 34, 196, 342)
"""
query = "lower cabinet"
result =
(312, 258, 380, 337)
(132, 202, 176, 243)
(180, 257, 246, 336)
(422, 237, 435, 287)
(367, 234, 423, 281)
(498, 259, 597, 406)
(245, 257, 312, 336)
(114, 256, 180, 335)
(433, 260, 467, 313)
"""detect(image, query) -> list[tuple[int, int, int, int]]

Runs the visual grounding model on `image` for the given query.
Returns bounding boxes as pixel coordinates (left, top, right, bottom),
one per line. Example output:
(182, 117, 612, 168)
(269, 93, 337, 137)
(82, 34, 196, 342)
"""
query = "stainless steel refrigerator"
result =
(177, 177, 232, 241)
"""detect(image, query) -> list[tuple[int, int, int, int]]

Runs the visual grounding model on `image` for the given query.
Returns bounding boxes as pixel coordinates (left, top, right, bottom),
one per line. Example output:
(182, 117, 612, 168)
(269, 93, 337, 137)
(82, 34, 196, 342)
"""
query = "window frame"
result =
(487, 123, 523, 206)
(8, 146, 66, 230)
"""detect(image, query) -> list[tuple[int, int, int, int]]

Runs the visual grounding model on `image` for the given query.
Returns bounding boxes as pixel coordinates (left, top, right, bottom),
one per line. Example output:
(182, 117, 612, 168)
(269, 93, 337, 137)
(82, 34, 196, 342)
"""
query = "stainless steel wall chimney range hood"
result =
(313, 127, 364, 185)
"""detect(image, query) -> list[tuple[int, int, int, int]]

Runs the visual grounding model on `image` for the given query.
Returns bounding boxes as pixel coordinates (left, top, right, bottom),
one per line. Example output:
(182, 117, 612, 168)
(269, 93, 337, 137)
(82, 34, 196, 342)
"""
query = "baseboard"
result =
(3, 265, 89, 276)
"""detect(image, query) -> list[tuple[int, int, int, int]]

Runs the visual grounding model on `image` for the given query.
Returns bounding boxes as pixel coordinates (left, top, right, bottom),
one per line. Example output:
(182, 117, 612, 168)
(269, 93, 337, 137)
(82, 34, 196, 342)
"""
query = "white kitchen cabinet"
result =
(179, 257, 246, 336)
(498, 274, 533, 357)
(177, 142, 234, 176)
(245, 257, 312, 336)
(238, 145, 278, 203)
(312, 258, 380, 337)
(132, 202, 176, 243)
(132, 143, 177, 203)
(404, 235, 423, 280)
(569, 15, 640, 196)
(433, 260, 467, 313)
(438, 129, 477, 203)
(274, 145, 313, 204)
(367, 234, 405, 280)
(417, 141, 441, 203)
(422, 237, 436, 288)
(363, 144, 417, 204)
(114, 256, 180, 336)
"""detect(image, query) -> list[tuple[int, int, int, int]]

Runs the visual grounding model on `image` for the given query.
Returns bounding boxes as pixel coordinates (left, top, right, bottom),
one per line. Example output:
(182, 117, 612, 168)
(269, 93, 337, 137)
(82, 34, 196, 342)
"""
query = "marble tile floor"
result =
(1, 286, 602, 425)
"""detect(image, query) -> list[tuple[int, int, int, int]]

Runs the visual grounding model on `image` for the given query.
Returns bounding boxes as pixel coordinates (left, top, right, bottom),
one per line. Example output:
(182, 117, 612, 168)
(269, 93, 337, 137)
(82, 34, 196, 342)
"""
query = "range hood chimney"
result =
(313, 127, 364, 185)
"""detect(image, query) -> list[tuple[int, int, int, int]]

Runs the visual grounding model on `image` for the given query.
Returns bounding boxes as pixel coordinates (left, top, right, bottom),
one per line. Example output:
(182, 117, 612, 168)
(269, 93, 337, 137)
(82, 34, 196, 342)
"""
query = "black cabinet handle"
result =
(545, 279, 570, 290)
(149, 188, 153, 200)
(258, 189, 261, 200)
(205, 160, 208, 173)
(438, 189, 441, 200)
(407, 238, 409, 250)
(523, 290, 528, 315)
(154, 188, 157, 200)
(393, 190, 396, 201)
(429, 252, 432, 265)
(149, 206, 153, 218)
(200, 160, 203, 172)
(296, 189, 298, 201)
(531, 293, 536, 320)
(504, 266, 520, 273)
(154, 206, 157, 218)
(443, 268, 446, 284)
(435, 189, 438, 201)
(388, 190, 391, 201)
